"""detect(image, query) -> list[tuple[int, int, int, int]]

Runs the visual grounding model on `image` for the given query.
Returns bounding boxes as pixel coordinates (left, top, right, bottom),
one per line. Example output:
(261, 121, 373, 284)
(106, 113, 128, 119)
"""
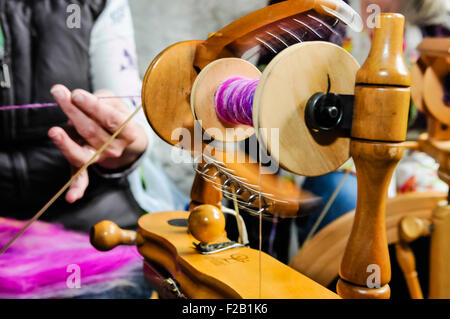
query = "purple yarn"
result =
(215, 77, 259, 126)
(0, 95, 141, 111)
(0, 217, 142, 298)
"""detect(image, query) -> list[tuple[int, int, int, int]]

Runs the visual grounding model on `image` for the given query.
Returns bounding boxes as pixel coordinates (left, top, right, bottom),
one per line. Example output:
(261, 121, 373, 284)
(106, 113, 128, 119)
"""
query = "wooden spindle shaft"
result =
(395, 242, 424, 299)
(337, 13, 411, 299)
(396, 216, 430, 299)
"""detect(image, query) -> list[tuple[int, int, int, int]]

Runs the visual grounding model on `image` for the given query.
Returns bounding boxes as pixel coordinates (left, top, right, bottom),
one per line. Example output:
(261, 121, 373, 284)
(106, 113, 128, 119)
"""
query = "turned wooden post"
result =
(189, 141, 223, 210)
(189, 166, 223, 210)
(429, 202, 450, 299)
(337, 13, 411, 299)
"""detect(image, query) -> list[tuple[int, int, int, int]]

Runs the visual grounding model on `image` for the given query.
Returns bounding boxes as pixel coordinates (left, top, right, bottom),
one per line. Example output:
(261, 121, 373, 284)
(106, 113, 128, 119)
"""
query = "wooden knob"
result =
(356, 13, 411, 87)
(188, 204, 226, 244)
(399, 216, 431, 243)
(90, 220, 137, 251)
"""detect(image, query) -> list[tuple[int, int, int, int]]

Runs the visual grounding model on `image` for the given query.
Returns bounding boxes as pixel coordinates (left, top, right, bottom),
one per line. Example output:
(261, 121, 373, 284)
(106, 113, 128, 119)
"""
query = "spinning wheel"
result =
(0, 0, 426, 300)
(89, 2, 413, 298)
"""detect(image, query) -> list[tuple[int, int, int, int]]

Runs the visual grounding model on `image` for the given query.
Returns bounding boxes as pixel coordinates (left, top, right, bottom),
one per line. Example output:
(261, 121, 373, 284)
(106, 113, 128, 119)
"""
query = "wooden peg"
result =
(338, 13, 411, 299)
(395, 242, 424, 299)
(188, 204, 226, 244)
(399, 216, 431, 243)
(396, 216, 429, 300)
(90, 220, 137, 252)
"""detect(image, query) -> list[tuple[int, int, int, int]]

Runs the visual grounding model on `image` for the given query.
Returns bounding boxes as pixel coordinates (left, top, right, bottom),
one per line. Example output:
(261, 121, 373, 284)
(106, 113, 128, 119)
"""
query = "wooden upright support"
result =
(429, 202, 450, 298)
(337, 14, 412, 299)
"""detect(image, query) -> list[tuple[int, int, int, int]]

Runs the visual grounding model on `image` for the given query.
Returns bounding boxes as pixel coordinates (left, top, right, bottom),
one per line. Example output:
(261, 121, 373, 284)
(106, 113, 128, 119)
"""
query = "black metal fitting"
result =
(305, 92, 354, 134)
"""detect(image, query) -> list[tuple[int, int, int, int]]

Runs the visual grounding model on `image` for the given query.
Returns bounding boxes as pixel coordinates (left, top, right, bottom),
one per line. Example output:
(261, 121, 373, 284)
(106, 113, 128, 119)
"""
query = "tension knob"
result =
(188, 204, 226, 244)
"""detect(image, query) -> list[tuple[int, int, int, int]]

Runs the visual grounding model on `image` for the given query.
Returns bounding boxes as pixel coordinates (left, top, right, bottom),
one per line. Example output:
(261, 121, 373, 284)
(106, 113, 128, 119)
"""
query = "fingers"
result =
(72, 89, 137, 143)
(66, 169, 89, 203)
(48, 126, 99, 167)
(50, 85, 127, 157)
(48, 127, 92, 203)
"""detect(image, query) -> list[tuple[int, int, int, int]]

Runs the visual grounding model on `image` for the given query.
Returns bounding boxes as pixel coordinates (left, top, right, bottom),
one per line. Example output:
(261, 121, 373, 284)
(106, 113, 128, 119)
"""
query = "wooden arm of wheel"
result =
(90, 220, 137, 252)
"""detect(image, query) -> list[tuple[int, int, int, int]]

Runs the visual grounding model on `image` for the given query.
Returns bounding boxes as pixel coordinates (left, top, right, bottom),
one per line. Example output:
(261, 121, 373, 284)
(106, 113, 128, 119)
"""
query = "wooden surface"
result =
(136, 211, 339, 299)
(351, 86, 411, 142)
(188, 205, 226, 244)
(189, 163, 223, 209)
(339, 142, 404, 287)
(289, 191, 446, 287)
(336, 280, 390, 299)
(253, 41, 359, 177)
(191, 58, 260, 142)
(338, 13, 411, 299)
(399, 216, 431, 244)
(142, 41, 202, 150)
(355, 14, 411, 87)
(395, 242, 424, 299)
(411, 59, 427, 114)
(417, 38, 450, 58)
(427, 117, 450, 142)
(418, 133, 450, 174)
(423, 58, 450, 126)
(429, 203, 450, 299)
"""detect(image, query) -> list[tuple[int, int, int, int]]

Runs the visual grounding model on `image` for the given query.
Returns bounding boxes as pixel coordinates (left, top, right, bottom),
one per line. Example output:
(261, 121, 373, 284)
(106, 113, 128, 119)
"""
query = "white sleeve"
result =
(89, 0, 155, 150)
(89, 0, 189, 212)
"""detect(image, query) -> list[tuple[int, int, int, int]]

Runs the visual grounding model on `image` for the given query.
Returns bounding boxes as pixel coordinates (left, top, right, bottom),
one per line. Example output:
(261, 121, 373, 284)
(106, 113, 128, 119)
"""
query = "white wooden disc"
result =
(253, 42, 360, 177)
(191, 58, 261, 142)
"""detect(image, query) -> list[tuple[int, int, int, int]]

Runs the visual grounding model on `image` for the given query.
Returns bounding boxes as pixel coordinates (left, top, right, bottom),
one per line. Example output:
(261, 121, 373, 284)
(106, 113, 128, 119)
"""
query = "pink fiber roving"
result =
(0, 218, 143, 299)
(215, 77, 259, 126)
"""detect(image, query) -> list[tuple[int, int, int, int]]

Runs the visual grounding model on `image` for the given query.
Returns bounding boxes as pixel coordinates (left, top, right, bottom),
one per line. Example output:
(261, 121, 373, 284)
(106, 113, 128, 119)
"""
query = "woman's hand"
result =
(48, 84, 148, 203)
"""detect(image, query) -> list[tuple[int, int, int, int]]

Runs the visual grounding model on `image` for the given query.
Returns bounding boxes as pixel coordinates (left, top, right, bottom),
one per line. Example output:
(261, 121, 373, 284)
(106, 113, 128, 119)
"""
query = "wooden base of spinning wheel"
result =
(91, 210, 339, 299)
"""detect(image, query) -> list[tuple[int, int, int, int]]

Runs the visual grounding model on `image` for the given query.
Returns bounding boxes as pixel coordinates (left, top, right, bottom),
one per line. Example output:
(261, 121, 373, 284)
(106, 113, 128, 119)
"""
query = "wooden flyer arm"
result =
(417, 38, 450, 58)
(194, 0, 362, 69)
(336, 13, 411, 299)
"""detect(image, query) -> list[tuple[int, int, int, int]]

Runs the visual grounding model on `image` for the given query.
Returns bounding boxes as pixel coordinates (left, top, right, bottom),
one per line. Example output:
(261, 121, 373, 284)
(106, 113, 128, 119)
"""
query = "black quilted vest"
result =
(0, 0, 107, 220)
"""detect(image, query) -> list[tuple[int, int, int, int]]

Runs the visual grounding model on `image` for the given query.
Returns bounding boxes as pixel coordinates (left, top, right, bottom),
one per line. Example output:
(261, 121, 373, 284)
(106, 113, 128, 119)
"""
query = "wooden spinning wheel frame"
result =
(3, 0, 448, 300)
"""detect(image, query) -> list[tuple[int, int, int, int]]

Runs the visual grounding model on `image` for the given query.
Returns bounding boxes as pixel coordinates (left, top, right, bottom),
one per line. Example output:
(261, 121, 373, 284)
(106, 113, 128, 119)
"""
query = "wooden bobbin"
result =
(191, 42, 359, 177)
(254, 41, 360, 177)
(191, 58, 261, 142)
